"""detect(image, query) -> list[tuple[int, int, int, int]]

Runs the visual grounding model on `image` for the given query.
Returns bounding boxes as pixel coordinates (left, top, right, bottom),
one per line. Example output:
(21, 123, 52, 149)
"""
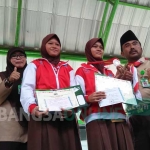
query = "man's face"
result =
(121, 40, 142, 62)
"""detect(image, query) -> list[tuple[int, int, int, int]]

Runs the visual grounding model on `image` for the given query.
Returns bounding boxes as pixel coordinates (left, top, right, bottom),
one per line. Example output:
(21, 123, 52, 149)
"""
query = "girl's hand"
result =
(31, 106, 49, 117)
(88, 91, 106, 103)
(60, 108, 73, 118)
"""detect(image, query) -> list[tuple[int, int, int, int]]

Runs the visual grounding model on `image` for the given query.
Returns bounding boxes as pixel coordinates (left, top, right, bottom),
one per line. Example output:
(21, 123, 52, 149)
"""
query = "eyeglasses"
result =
(11, 54, 26, 59)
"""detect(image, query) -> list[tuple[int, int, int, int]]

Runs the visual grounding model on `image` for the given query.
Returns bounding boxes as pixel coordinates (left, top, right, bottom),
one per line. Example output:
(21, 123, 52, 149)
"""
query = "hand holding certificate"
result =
(95, 74, 137, 107)
(35, 85, 87, 111)
(98, 88, 125, 107)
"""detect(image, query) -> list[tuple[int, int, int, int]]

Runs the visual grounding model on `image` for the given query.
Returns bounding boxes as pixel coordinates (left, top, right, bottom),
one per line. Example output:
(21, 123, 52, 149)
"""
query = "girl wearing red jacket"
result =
(20, 34, 82, 150)
(75, 38, 134, 150)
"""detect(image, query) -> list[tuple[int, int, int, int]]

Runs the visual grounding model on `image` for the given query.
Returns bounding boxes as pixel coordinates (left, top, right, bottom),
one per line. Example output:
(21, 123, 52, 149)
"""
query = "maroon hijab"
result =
(85, 38, 104, 73)
(41, 34, 61, 66)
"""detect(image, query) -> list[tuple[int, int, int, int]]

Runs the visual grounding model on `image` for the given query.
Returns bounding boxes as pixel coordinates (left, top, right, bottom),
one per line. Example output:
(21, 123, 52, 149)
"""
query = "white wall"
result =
(0, 54, 117, 74)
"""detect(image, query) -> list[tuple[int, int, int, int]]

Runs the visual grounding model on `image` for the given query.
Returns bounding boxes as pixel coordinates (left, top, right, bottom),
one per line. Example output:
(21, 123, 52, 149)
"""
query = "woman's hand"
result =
(9, 67, 20, 83)
(88, 91, 106, 103)
(31, 106, 49, 118)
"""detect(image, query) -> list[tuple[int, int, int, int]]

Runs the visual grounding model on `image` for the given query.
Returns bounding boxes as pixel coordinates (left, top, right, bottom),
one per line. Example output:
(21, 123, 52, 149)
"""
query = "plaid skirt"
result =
(27, 114, 82, 150)
(86, 119, 134, 150)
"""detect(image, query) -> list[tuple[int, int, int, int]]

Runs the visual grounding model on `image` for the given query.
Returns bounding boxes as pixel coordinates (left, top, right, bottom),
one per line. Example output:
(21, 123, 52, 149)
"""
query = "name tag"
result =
(140, 78, 150, 88)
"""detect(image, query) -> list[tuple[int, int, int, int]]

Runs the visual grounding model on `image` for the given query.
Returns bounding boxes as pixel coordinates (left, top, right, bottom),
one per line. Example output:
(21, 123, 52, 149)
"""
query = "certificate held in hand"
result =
(35, 85, 87, 111)
(95, 74, 137, 107)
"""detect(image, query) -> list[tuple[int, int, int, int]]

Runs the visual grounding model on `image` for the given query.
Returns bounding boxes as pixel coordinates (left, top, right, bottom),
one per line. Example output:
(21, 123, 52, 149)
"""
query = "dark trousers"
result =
(129, 115, 150, 150)
(0, 142, 27, 150)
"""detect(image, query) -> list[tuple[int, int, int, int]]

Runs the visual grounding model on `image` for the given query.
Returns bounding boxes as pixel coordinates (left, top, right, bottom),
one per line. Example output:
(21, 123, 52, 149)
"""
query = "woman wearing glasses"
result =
(0, 47, 28, 150)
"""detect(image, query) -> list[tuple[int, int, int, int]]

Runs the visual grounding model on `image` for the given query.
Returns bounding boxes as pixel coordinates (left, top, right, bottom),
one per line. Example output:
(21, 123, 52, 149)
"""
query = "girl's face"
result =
(91, 42, 104, 59)
(45, 38, 61, 57)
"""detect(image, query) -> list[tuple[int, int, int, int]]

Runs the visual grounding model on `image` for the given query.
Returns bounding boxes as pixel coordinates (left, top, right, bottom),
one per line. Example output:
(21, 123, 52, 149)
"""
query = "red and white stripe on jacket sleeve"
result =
(68, 65, 80, 113)
(68, 67, 77, 87)
(130, 65, 142, 100)
(75, 67, 89, 103)
(20, 63, 38, 114)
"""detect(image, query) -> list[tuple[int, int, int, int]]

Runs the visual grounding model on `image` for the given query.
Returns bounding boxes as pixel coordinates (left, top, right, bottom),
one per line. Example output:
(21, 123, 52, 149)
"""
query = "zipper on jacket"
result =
(42, 58, 68, 89)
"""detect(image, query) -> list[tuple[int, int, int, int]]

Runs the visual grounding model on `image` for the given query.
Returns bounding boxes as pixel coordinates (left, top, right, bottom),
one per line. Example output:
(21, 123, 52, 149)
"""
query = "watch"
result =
(4, 78, 13, 88)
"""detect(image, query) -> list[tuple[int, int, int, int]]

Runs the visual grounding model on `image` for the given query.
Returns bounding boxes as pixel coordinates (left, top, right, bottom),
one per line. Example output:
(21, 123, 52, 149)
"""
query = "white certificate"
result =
(35, 86, 86, 111)
(95, 74, 137, 106)
(99, 88, 125, 107)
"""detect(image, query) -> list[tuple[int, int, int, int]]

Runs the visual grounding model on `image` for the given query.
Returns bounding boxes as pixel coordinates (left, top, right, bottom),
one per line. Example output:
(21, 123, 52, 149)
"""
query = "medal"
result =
(113, 59, 121, 67)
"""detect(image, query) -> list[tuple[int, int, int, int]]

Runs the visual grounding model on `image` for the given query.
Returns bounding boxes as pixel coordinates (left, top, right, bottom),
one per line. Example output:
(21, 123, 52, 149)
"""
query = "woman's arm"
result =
(75, 68, 91, 103)
(20, 63, 37, 114)
(0, 77, 12, 105)
(76, 68, 106, 103)
(69, 67, 77, 87)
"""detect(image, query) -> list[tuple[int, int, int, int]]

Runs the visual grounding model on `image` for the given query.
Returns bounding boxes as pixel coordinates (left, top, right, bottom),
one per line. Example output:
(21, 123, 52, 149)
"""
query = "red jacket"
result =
(75, 63, 125, 121)
(33, 59, 74, 89)
(29, 59, 76, 113)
